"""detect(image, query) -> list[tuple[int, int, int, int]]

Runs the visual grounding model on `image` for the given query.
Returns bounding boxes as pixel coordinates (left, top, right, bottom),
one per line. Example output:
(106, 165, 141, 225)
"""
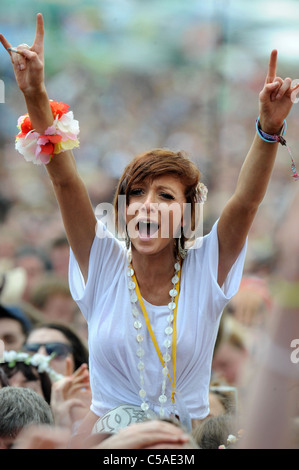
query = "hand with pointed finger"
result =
(0, 13, 45, 96)
(259, 49, 299, 134)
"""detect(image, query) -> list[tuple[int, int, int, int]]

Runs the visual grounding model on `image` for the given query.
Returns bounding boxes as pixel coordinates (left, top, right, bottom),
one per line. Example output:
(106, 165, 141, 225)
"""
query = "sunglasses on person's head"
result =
(24, 342, 72, 359)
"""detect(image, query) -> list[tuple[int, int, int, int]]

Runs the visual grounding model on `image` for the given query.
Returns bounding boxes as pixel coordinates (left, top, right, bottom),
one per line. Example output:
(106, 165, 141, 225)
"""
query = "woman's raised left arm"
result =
(217, 49, 299, 286)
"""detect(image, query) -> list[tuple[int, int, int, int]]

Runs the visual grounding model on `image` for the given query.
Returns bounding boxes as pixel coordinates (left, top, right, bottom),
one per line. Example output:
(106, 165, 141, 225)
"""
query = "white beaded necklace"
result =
(127, 251, 181, 418)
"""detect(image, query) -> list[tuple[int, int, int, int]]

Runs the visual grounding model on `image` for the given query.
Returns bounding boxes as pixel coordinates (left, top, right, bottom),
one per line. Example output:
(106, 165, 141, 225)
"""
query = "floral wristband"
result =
(15, 100, 80, 165)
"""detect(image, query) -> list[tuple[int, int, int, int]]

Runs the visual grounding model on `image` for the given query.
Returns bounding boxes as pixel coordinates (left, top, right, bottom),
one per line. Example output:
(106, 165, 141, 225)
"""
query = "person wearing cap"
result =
(0, 304, 32, 352)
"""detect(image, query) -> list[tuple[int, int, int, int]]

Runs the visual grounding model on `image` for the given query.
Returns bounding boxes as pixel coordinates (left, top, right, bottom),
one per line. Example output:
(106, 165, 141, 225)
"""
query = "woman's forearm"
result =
(234, 133, 279, 210)
(22, 86, 96, 280)
(1, 15, 96, 283)
(23, 86, 53, 133)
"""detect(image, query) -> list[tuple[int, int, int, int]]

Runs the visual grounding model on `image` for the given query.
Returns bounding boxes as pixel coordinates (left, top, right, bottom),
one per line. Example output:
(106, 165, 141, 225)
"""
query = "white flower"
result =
(2, 350, 17, 363)
(15, 352, 29, 362)
(15, 131, 42, 165)
(55, 111, 80, 140)
(227, 434, 237, 444)
(48, 369, 64, 382)
(0, 350, 64, 382)
(30, 353, 50, 370)
(196, 182, 208, 203)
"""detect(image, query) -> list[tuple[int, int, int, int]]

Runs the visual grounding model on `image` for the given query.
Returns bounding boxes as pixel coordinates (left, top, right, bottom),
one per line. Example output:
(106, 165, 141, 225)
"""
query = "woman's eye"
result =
(130, 188, 143, 196)
(161, 192, 174, 200)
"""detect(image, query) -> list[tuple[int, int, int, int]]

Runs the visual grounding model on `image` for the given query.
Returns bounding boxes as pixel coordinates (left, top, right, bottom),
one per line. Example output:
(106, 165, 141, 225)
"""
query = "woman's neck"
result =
(131, 247, 177, 305)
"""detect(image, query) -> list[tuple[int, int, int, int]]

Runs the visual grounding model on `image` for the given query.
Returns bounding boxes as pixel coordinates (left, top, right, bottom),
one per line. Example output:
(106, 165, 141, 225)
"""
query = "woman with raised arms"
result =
(1, 13, 298, 436)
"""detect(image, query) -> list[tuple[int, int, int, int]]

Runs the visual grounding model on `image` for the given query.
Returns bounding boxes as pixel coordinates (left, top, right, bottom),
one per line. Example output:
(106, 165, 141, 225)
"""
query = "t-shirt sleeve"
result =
(68, 220, 125, 321)
(209, 218, 247, 317)
(209, 219, 247, 299)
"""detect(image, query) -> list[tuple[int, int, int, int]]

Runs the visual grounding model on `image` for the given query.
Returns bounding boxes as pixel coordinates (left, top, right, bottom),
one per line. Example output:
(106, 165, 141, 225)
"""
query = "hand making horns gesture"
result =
(0, 13, 45, 95)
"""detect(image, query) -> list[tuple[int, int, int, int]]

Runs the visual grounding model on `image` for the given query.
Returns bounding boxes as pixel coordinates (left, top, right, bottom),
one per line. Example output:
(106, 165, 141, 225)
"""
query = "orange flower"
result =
(40, 142, 55, 155)
(39, 134, 62, 144)
(38, 134, 62, 157)
(20, 115, 33, 135)
(35, 133, 63, 164)
(50, 100, 70, 119)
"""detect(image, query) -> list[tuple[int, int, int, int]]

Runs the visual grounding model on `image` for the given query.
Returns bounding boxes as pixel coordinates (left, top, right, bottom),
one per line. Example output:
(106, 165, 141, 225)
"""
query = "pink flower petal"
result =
(39, 153, 51, 164)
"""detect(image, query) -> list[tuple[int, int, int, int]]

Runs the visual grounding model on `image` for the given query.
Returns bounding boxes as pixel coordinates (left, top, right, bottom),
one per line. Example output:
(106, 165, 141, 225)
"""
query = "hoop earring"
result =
(178, 235, 188, 259)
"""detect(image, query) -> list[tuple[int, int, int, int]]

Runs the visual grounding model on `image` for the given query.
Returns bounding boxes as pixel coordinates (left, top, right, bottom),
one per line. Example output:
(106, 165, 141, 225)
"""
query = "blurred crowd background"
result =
(1, 0, 299, 264)
(0, 0, 299, 356)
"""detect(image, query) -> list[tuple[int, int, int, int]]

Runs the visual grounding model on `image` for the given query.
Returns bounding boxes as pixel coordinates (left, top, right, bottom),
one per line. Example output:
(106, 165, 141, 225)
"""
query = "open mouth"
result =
(137, 220, 160, 238)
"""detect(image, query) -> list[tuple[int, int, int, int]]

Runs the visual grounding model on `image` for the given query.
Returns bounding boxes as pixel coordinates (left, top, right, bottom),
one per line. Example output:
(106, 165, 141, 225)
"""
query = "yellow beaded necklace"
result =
(127, 252, 181, 418)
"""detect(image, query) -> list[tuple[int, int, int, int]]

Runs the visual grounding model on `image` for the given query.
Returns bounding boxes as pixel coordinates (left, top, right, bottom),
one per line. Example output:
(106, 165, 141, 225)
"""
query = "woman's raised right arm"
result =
(0, 13, 96, 282)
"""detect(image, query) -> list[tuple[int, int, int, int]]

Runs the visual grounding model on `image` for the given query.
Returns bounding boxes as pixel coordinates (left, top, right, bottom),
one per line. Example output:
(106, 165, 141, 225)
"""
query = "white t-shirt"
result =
(69, 219, 247, 421)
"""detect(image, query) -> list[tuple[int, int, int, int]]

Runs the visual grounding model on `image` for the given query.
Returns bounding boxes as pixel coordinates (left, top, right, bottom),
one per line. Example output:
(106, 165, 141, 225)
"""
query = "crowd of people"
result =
(0, 12, 299, 451)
